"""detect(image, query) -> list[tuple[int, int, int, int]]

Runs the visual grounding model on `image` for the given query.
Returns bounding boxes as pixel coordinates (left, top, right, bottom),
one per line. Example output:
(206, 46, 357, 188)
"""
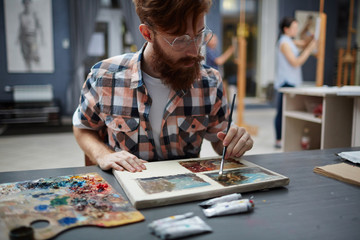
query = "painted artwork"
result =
(0, 173, 144, 240)
(4, 0, 54, 73)
(295, 10, 320, 41)
(179, 159, 245, 173)
(205, 167, 283, 187)
(113, 157, 290, 209)
(136, 173, 210, 194)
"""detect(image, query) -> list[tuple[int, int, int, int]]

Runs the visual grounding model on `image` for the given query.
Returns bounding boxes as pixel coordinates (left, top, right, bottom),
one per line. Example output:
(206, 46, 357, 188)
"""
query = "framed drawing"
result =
(113, 157, 290, 209)
(4, 0, 54, 73)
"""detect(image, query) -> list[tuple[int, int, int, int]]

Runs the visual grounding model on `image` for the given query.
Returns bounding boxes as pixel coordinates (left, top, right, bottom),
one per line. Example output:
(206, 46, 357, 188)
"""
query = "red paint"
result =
(97, 183, 109, 192)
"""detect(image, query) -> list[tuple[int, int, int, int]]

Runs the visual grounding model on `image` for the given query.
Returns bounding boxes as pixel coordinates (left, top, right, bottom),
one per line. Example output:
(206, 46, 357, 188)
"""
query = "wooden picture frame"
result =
(113, 157, 290, 209)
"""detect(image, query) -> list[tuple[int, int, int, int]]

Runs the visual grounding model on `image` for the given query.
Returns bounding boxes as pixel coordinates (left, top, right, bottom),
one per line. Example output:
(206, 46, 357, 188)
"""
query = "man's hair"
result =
(133, 0, 212, 35)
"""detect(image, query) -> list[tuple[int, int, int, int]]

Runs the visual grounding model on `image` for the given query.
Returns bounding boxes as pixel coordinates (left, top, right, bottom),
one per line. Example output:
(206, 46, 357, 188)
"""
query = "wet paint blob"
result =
(96, 183, 109, 192)
(34, 204, 49, 211)
(58, 217, 78, 226)
(50, 196, 70, 207)
(32, 192, 53, 198)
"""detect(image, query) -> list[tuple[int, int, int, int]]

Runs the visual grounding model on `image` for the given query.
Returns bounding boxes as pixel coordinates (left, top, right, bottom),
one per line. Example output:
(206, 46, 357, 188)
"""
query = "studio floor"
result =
(0, 99, 281, 172)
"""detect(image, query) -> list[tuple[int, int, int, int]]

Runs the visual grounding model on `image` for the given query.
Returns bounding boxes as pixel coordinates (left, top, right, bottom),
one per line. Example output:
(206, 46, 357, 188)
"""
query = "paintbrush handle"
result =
(219, 94, 236, 176)
(226, 93, 236, 133)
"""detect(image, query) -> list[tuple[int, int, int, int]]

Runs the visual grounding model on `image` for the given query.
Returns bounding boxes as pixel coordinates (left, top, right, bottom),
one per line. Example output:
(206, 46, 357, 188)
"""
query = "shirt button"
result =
(118, 124, 122, 128)
(191, 124, 196, 128)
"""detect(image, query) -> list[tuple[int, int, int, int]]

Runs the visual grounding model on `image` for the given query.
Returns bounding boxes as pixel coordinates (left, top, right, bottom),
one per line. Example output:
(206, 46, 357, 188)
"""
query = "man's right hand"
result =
(97, 151, 148, 172)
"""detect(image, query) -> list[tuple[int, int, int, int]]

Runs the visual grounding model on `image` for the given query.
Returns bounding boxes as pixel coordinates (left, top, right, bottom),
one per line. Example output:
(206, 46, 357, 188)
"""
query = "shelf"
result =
(284, 110, 322, 124)
(0, 103, 60, 125)
(0, 106, 59, 115)
(0, 117, 49, 124)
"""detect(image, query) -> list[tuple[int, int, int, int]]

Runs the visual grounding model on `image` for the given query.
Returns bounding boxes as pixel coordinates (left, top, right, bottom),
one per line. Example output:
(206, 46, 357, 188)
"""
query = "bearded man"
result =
(72, 0, 253, 172)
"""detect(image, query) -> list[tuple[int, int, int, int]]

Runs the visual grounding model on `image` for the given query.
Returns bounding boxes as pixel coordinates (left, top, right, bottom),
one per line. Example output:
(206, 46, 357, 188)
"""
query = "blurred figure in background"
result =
(206, 34, 236, 98)
(274, 17, 317, 149)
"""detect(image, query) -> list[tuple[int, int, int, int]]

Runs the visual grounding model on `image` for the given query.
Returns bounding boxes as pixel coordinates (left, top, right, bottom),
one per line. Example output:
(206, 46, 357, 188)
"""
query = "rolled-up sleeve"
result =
(72, 67, 106, 131)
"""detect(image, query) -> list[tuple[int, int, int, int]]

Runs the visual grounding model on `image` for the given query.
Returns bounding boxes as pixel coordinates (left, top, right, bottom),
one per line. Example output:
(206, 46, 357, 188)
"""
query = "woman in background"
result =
(274, 17, 317, 149)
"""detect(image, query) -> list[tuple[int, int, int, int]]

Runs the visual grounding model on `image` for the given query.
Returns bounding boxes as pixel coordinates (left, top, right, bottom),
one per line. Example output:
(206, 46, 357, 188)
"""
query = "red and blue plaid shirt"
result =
(73, 45, 229, 161)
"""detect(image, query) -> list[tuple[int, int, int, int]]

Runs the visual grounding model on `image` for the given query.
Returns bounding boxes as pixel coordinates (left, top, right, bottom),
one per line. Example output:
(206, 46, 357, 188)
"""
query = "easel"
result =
(315, 0, 327, 86)
(336, 0, 357, 86)
(235, 0, 258, 136)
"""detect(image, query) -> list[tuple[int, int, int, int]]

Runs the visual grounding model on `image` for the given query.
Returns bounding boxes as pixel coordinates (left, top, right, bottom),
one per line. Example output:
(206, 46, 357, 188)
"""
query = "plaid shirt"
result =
(73, 45, 229, 161)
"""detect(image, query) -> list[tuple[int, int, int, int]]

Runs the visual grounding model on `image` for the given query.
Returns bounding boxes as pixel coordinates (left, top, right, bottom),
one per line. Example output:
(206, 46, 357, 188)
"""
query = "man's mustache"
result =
(175, 55, 204, 66)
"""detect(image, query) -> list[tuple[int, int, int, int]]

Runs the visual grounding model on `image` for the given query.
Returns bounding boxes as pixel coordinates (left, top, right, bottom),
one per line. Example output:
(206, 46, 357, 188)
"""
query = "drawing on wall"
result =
(4, 0, 54, 73)
(205, 167, 283, 187)
(136, 174, 210, 194)
(179, 159, 245, 173)
(114, 157, 290, 209)
(0, 173, 144, 240)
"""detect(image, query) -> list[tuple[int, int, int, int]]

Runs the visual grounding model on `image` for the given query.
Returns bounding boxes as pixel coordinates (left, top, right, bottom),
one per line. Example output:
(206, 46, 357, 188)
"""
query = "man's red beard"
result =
(151, 38, 204, 91)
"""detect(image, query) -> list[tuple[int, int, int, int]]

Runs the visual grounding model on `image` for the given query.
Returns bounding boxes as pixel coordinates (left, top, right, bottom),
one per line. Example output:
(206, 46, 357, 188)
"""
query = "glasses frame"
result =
(154, 26, 213, 52)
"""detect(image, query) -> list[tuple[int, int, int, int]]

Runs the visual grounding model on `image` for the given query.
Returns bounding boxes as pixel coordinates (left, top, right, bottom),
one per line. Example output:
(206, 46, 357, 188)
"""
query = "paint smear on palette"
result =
(0, 173, 144, 240)
(179, 158, 245, 173)
(136, 174, 210, 194)
(206, 167, 282, 187)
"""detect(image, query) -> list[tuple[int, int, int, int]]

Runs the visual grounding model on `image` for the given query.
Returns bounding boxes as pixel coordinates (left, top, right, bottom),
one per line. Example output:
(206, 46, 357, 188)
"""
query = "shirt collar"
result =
(130, 43, 148, 89)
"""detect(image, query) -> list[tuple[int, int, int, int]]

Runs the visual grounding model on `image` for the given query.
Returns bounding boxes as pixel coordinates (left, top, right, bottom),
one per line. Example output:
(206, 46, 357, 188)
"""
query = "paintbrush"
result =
(218, 93, 236, 181)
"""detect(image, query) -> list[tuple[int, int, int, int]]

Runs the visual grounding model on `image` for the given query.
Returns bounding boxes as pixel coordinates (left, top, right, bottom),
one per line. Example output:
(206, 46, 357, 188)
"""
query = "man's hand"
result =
(97, 151, 148, 172)
(216, 125, 253, 158)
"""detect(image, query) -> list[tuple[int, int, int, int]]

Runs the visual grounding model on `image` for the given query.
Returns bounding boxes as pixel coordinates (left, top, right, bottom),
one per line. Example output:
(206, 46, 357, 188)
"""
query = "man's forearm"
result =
(73, 126, 114, 165)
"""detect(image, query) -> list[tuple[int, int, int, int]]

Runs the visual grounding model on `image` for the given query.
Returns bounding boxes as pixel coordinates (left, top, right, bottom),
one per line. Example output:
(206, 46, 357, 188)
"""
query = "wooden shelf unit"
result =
(281, 87, 354, 152)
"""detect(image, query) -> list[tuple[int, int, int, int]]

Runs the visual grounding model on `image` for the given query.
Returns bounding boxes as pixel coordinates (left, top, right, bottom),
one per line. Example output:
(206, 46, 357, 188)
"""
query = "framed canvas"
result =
(4, 0, 54, 73)
(294, 10, 320, 42)
(113, 157, 290, 209)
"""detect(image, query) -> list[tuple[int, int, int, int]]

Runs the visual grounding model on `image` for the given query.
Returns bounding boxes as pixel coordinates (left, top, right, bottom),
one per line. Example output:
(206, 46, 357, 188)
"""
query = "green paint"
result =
(50, 196, 70, 206)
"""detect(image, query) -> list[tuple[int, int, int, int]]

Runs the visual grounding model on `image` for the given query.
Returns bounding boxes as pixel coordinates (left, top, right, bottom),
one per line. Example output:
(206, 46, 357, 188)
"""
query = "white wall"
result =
(256, 0, 278, 97)
(96, 8, 123, 57)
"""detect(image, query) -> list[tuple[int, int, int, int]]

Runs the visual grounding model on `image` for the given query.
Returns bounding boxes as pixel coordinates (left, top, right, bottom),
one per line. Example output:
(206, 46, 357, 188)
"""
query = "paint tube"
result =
(148, 212, 193, 233)
(151, 216, 212, 240)
(199, 193, 242, 208)
(203, 199, 254, 218)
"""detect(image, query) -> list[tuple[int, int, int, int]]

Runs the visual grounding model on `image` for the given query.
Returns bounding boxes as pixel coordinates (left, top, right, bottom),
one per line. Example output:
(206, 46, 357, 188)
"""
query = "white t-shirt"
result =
(142, 71, 171, 159)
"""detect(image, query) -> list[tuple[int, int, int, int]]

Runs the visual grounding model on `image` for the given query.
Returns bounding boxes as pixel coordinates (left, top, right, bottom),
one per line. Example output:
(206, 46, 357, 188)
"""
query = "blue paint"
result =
(113, 194, 120, 198)
(34, 205, 49, 211)
(58, 217, 78, 226)
(32, 192, 53, 198)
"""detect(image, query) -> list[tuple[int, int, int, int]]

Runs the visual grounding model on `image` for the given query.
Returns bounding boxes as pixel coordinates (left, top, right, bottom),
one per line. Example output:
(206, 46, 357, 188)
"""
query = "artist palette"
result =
(0, 173, 144, 240)
(114, 157, 290, 209)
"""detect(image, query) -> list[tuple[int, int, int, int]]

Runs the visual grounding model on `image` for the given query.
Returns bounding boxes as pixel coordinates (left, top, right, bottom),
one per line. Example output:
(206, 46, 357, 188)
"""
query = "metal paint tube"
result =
(203, 199, 254, 217)
(153, 216, 212, 240)
(148, 212, 193, 233)
(199, 193, 242, 208)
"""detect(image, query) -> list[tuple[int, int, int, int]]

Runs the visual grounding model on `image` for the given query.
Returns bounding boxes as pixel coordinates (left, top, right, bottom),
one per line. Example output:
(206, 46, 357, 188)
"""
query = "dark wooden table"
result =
(1, 147, 359, 239)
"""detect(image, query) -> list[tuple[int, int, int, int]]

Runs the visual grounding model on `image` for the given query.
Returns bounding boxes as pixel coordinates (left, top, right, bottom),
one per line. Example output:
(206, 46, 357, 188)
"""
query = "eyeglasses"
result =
(157, 26, 213, 52)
